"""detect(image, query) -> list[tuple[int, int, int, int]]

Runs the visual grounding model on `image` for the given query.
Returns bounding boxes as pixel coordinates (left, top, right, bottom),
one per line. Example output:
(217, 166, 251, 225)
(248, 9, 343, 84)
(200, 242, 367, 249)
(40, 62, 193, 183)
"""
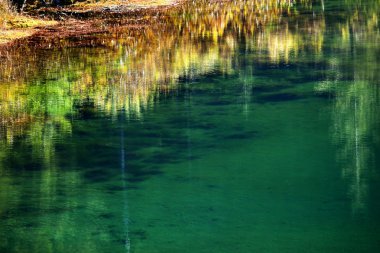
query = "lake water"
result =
(0, 0, 380, 252)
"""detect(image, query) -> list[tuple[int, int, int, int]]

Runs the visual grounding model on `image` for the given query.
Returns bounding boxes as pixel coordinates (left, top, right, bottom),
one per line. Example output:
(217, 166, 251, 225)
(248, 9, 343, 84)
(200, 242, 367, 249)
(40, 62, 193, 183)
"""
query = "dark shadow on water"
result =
(83, 168, 115, 182)
(128, 169, 163, 178)
(224, 131, 258, 140)
(105, 185, 139, 191)
(205, 100, 233, 106)
(255, 92, 305, 103)
(126, 177, 146, 183)
(73, 98, 98, 120)
(191, 122, 217, 130)
(142, 153, 180, 164)
(98, 213, 115, 219)
(251, 84, 292, 93)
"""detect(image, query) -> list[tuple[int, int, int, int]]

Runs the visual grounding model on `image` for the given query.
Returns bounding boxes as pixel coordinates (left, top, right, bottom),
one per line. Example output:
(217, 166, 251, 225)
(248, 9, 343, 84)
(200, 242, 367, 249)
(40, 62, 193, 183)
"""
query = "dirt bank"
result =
(0, 0, 181, 49)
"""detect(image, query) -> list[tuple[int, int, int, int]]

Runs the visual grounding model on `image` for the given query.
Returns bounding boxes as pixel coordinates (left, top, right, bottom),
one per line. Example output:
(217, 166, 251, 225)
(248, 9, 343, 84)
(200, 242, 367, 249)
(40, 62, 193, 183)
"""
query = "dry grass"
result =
(0, 0, 14, 28)
(0, 29, 35, 44)
(73, 0, 177, 9)
(0, 0, 177, 45)
(0, 15, 57, 44)
(0, 0, 57, 44)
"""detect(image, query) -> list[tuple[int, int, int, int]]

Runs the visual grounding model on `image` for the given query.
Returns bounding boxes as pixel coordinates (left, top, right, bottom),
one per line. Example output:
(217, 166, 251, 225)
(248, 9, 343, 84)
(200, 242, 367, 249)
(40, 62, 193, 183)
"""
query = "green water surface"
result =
(1, 0, 380, 252)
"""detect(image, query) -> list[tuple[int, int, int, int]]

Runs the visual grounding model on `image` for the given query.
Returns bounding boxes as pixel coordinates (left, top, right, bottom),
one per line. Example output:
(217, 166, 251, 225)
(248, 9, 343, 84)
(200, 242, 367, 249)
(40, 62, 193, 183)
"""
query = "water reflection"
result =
(0, 0, 314, 143)
(314, 0, 380, 214)
(0, 0, 380, 252)
(0, 0, 299, 165)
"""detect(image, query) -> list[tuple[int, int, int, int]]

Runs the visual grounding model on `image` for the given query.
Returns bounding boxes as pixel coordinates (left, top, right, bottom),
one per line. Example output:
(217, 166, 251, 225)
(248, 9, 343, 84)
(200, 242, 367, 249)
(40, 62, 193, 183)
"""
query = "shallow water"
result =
(1, 0, 380, 252)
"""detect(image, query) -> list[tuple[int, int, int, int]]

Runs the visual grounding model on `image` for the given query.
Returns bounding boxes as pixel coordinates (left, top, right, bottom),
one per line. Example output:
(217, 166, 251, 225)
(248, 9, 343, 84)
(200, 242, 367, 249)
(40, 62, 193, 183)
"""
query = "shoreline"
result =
(0, 0, 181, 48)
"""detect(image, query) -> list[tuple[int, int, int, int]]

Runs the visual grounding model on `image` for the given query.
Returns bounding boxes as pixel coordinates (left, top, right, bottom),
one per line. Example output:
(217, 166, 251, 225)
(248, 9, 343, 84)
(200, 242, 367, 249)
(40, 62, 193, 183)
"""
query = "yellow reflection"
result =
(0, 0, 301, 148)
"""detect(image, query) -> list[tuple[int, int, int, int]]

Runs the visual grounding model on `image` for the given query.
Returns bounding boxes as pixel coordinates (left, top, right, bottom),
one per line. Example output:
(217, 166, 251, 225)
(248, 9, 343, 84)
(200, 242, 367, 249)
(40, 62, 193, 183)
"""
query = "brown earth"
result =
(0, 0, 182, 50)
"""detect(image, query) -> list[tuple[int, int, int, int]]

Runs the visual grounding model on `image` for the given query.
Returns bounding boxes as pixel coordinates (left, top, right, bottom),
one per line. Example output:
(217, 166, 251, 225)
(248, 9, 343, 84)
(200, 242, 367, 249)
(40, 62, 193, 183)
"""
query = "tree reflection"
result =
(314, 0, 380, 214)
(0, 0, 297, 150)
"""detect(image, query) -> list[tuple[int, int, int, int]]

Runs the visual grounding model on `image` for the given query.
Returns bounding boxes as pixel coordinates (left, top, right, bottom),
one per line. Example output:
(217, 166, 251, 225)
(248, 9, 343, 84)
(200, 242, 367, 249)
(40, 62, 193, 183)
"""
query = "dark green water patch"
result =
(255, 92, 305, 103)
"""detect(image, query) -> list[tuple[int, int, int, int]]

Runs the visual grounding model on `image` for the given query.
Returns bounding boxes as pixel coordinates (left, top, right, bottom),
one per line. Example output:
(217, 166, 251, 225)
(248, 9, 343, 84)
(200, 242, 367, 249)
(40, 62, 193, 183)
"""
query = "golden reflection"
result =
(0, 0, 300, 147)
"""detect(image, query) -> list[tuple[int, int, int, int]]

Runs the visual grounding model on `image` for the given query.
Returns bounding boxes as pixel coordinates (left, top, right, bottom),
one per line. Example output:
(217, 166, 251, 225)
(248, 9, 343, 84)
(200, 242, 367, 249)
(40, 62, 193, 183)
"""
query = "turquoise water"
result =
(1, 0, 380, 252)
